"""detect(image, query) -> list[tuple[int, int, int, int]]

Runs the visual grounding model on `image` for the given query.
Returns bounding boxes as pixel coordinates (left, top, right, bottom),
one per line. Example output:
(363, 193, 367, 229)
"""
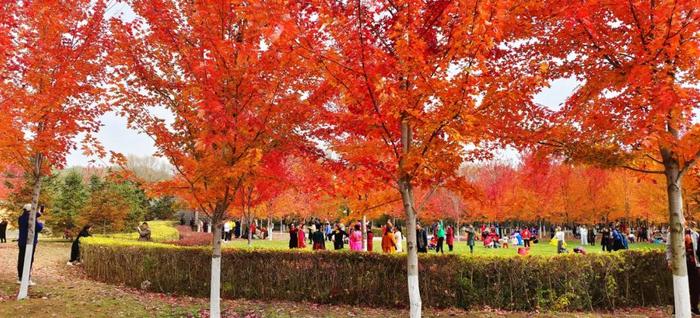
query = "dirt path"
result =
(0, 242, 670, 318)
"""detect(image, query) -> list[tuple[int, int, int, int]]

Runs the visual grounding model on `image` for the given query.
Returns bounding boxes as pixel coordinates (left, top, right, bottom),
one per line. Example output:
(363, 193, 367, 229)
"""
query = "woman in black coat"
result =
(68, 225, 92, 265)
(289, 224, 299, 249)
(331, 224, 348, 250)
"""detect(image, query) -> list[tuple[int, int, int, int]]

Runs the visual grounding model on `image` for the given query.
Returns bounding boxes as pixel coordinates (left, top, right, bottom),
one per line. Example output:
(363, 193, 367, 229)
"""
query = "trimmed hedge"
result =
(82, 238, 672, 311)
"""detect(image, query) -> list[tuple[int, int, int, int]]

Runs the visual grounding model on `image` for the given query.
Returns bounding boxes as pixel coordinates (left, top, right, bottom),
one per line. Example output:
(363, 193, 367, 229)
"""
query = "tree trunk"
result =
(400, 179, 421, 318)
(399, 116, 421, 318)
(268, 217, 273, 241)
(17, 154, 43, 300)
(665, 163, 691, 318)
(210, 222, 223, 318)
(362, 214, 367, 251)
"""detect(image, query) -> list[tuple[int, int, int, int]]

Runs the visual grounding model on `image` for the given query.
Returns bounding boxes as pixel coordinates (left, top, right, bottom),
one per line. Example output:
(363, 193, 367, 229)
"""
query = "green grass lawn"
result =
(88, 221, 665, 257)
(222, 236, 664, 257)
(94, 220, 180, 242)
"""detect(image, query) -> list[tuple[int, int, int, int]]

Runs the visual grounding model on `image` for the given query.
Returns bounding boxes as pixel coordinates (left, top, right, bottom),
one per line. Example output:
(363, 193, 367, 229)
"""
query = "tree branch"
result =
(621, 165, 665, 174)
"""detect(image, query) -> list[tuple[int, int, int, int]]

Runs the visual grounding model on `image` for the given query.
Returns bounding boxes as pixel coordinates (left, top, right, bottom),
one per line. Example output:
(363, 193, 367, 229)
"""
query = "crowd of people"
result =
(287, 220, 371, 251)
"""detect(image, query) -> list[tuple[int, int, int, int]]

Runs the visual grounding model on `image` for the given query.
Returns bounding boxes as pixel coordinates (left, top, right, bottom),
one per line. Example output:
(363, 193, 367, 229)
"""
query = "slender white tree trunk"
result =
(400, 180, 421, 318)
(399, 117, 421, 318)
(210, 223, 223, 318)
(268, 217, 273, 241)
(665, 163, 691, 318)
(18, 154, 42, 300)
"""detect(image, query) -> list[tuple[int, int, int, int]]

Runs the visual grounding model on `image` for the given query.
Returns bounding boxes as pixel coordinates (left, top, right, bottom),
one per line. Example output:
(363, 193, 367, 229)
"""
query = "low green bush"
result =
(82, 238, 672, 311)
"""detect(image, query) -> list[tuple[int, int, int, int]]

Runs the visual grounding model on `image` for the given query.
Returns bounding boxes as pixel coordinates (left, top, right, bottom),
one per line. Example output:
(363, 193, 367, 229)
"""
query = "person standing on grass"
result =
(382, 225, 397, 254)
(587, 225, 596, 246)
(366, 224, 374, 252)
(17, 204, 43, 285)
(466, 224, 476, 254)
(331, 224, 348, 250)
(288, 223, 298, 249)
(446, 225, 455, 252)
(349, 224, 363, 251)
(416, 224, 428, 253)
(435, 220, 446, 254)
(601, 225, 611, 252)
(136, 222, 151, 241)
(611, 225, 624, 251)
(0, 218, 7, 243)
(312, 225, 326, 250)
(298, 224, 307, 249)
(68, 224, 92, 265)
(394, 225, 403, 253)
(579, 225, 588, 246)
(522, 227, 531, 248)
(223, 220, 231, 242)
(325, 221, 332, 242)
(554, 226, 566, 254)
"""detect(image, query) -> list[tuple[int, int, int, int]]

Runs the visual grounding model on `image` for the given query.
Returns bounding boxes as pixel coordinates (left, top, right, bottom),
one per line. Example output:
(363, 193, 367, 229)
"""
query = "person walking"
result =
(436, 220, 446, 254)
(349, 224, 363, 251)
(68, 224, 92, 265)
(312, 225, 326, 250)
(17, 204, 43, 285)
(416, 224, 428, 253)
(466, 225, 476, 254)
(381, 225, 397, 254)
(446, 225, 455, 252)
(394, 225, 403, 252)
(136, 222, 152, 241)
(0, 218, 8, 243)
(289, 223, 298, 249)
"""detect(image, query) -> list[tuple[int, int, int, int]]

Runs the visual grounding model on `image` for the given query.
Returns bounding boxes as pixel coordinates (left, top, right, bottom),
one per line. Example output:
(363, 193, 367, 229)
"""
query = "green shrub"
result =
(82, 239, 672, 311)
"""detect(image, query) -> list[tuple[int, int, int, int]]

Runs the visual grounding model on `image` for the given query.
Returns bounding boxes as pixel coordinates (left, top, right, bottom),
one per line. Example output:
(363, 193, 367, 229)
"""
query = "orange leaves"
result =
(0, 0, 109, 173)
(110, 0, 317, 220)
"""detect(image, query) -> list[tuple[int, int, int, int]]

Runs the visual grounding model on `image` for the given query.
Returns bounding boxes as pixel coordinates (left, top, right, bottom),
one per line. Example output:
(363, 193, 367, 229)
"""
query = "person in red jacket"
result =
(446, 225, 455, 252)
(522, 227, 532, 248)
(367, 224, 374, 252)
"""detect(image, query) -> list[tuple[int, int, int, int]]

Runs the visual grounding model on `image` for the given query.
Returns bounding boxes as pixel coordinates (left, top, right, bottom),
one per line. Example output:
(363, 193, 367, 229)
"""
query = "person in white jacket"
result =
(223, 220, 231, 242)
(580, 226, 588, 246)
(555, 227, 566, 254)
(394, 226, 403, 253)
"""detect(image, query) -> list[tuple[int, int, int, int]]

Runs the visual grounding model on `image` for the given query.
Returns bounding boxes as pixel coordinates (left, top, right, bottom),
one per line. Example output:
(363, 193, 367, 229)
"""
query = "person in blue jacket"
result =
(17, 204, 44, 285)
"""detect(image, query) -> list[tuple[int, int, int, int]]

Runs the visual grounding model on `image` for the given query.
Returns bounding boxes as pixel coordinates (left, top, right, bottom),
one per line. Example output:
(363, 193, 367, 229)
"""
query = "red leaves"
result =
(0, 0, 109, 173)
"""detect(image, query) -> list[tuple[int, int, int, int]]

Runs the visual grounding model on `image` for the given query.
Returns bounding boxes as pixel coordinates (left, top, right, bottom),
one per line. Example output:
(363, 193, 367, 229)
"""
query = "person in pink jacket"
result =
(350, 223, 363, 251)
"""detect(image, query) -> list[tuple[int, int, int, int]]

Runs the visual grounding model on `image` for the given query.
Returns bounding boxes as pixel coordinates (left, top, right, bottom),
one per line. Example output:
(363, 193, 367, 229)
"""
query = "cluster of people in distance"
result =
(288, 219, 367, 251)
(286, 219, 464, 255)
